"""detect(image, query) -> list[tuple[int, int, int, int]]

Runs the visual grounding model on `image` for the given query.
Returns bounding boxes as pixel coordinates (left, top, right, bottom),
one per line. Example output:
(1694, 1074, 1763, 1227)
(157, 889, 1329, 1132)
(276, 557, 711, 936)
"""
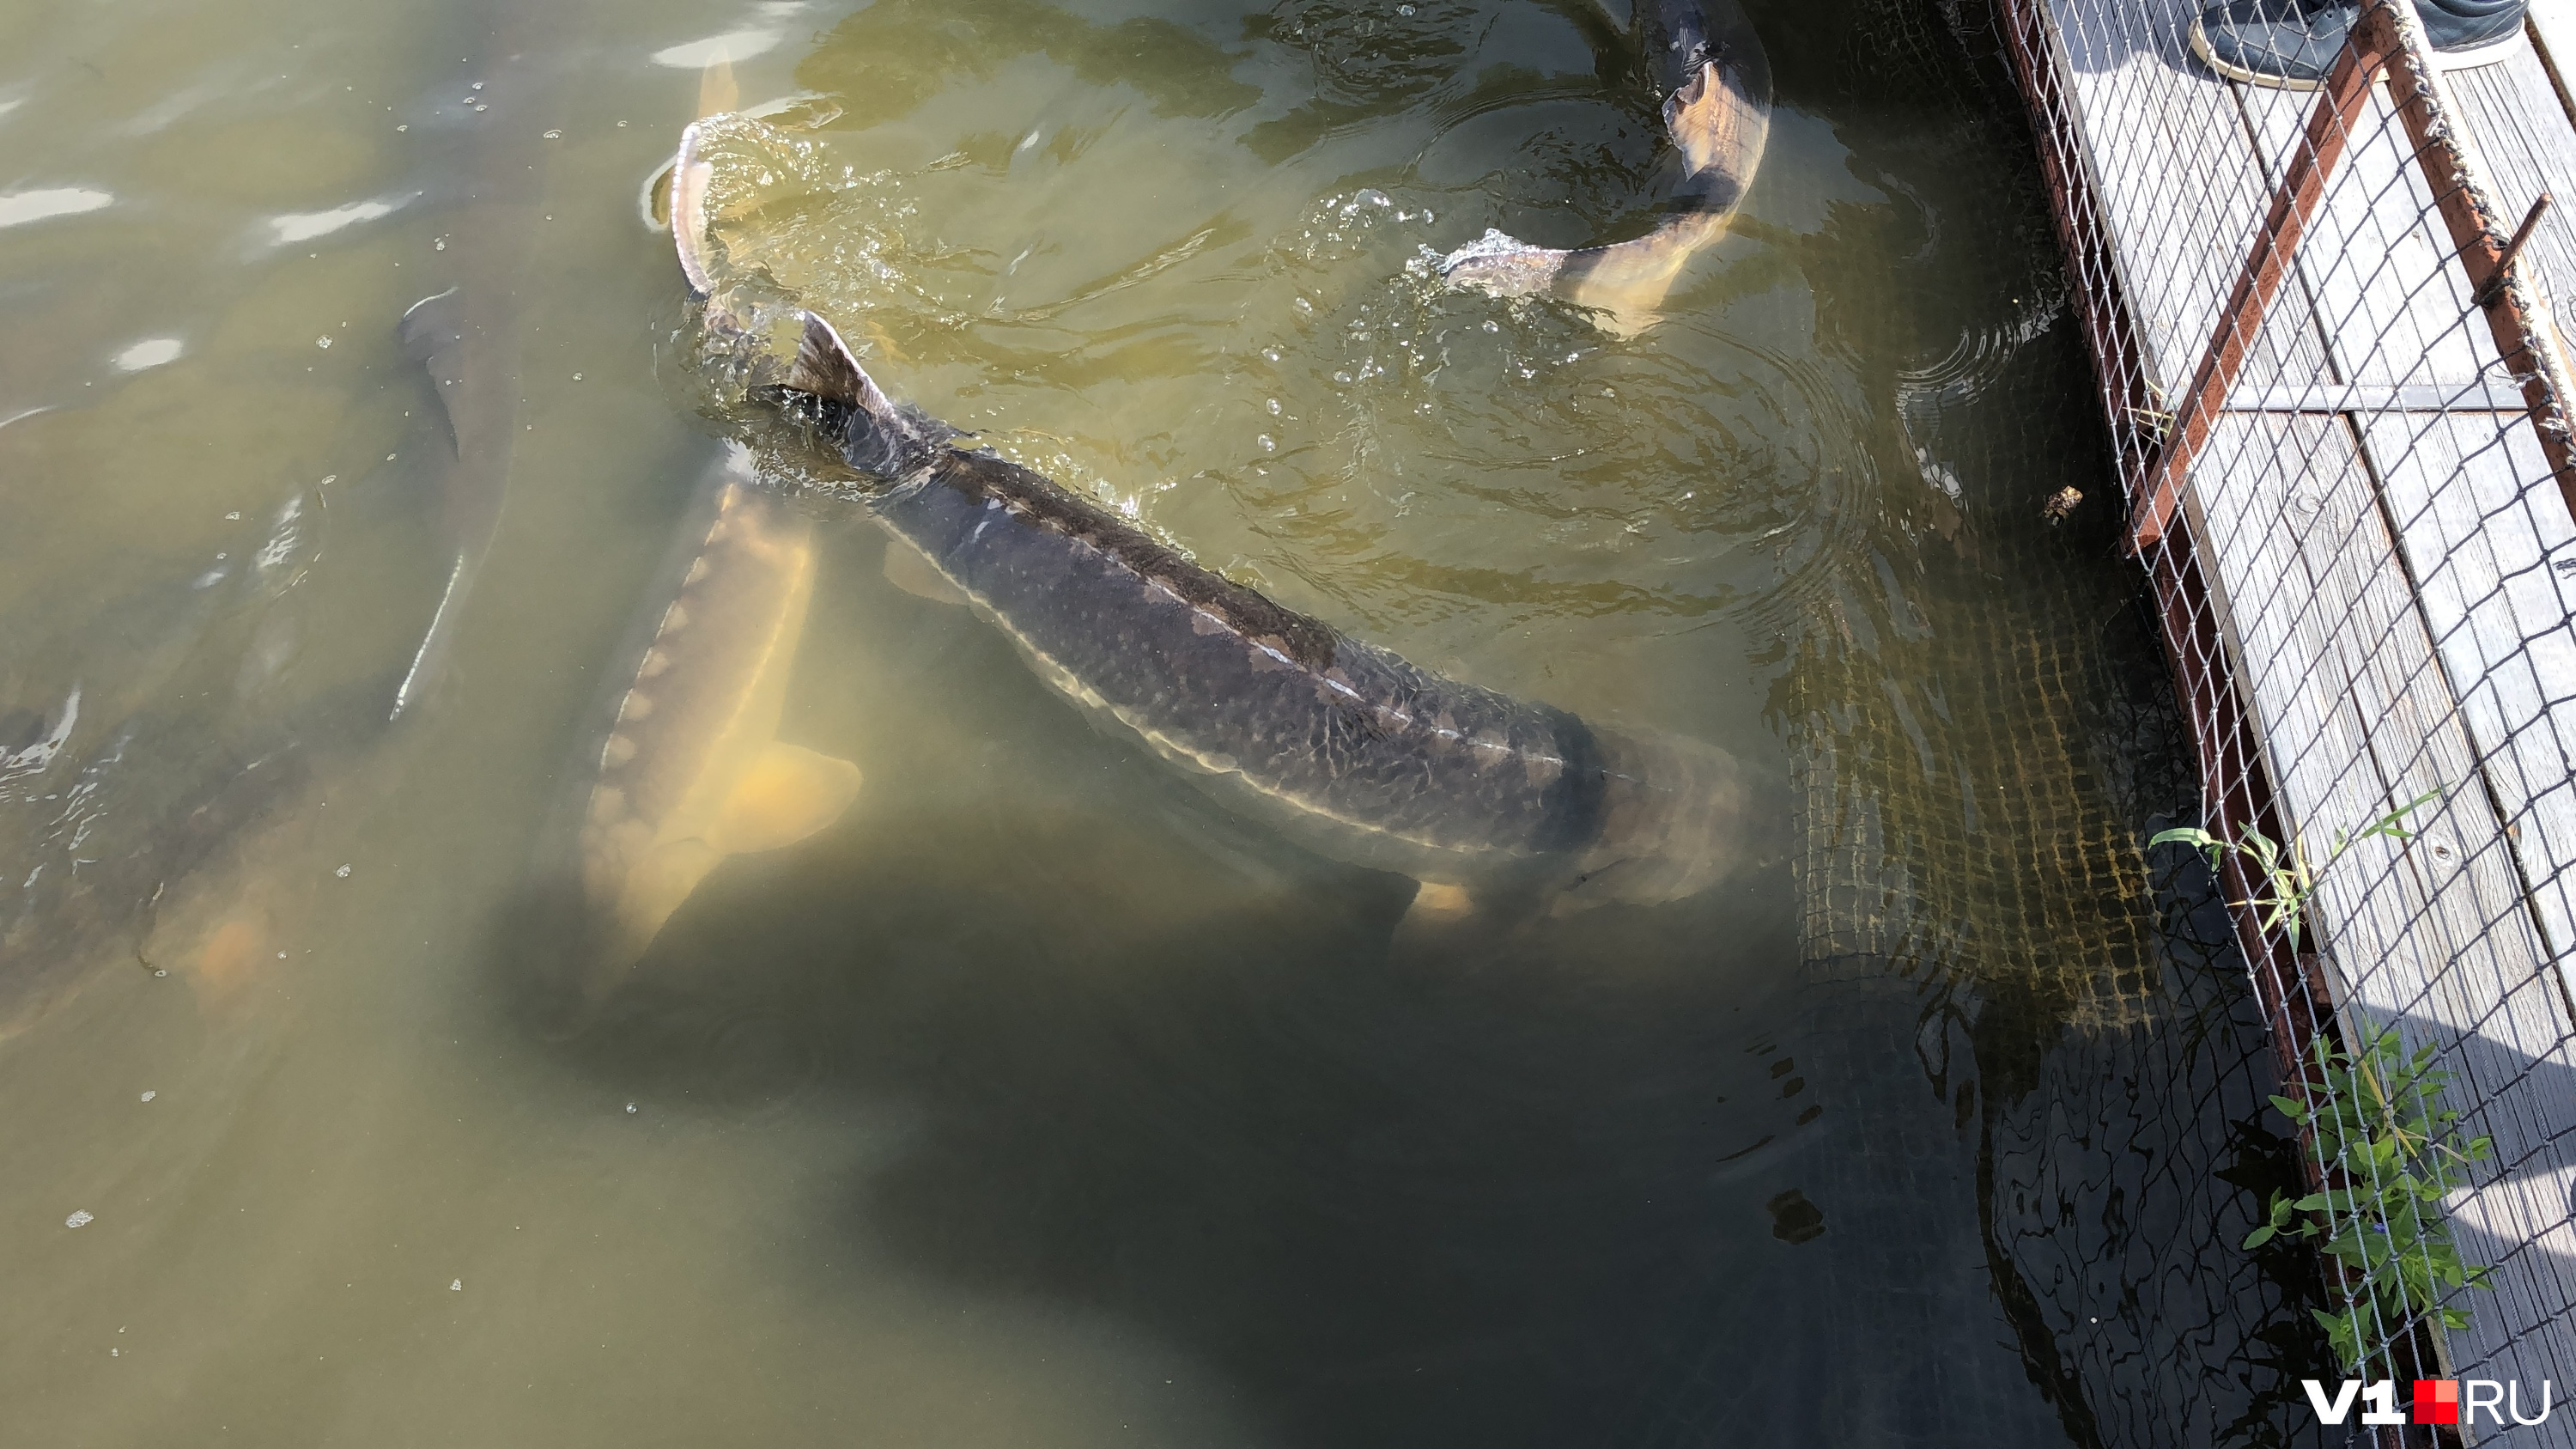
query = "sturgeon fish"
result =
(386, 0, 598, 720)
(1440, 0, 1770, 335)
(562, 445, 861, 989)
(665, 122, 1754, 912)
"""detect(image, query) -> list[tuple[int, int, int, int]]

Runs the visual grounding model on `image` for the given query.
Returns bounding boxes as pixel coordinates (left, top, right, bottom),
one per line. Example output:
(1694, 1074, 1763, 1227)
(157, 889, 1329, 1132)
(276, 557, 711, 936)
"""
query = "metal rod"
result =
(2474, 192, 2552, 308)
(2372, 0, 2576, 527)
(2124, 34, 2385, 552)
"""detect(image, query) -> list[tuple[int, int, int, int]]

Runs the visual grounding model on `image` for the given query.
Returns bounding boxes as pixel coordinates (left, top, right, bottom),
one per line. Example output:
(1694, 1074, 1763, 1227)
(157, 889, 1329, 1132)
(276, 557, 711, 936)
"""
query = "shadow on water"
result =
(484, 739, 1815, 1447)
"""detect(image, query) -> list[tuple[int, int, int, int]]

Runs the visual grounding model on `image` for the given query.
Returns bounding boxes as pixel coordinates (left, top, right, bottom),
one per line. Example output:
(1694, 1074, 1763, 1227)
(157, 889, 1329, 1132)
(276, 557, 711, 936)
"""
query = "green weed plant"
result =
(2148, 788, 2439, 950)
(2246, 1032, 2494, 1369)
(2148, 791, 2492, 1369)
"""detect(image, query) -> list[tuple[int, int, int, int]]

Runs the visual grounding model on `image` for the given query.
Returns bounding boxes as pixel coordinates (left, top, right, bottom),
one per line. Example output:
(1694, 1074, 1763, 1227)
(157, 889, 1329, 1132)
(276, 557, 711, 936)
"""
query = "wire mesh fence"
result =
(1971, 0, 2576, 1437)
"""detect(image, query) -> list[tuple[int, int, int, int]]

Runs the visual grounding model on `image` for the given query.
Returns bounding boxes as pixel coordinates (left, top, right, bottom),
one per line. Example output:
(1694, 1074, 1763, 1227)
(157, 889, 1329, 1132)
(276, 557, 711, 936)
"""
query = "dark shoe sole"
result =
(2189, 15, 2527, 90)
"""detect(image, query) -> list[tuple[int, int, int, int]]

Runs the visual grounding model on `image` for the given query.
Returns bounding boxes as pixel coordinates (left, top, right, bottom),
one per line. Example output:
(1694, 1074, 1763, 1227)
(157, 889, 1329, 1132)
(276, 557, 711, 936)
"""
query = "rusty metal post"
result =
(2367, 3, 2576, 525)
(2126, 33, 2385, 551)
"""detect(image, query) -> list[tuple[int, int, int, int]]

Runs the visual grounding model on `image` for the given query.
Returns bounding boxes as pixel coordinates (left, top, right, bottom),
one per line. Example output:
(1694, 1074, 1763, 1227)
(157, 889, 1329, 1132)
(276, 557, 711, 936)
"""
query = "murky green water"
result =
(0, 0, 2336, 1444)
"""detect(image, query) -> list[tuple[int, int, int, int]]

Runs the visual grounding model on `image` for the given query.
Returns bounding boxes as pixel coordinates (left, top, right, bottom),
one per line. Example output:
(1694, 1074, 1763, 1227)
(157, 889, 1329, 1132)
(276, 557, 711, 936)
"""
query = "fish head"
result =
(1438, 228, 1571, 299)
(668, 121, 956, 479)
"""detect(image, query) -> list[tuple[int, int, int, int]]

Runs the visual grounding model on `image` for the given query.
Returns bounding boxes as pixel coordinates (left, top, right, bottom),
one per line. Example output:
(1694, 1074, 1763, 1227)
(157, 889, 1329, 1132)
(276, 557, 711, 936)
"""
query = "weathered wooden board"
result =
(2232, 71, 2497, 389)
(2184, 412, 2576, 1425)
(2363, 412, 2576, 973)
(2446, 48, 2576, 326)
(2042, 0, 2576, 1414)
(2041, 0, 2334, 397)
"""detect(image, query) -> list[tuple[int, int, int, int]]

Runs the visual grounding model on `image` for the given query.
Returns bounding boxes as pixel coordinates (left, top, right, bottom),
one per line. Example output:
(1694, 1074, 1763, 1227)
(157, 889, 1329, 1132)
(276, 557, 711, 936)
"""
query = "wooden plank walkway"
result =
(2033, 0, 2576, 1423)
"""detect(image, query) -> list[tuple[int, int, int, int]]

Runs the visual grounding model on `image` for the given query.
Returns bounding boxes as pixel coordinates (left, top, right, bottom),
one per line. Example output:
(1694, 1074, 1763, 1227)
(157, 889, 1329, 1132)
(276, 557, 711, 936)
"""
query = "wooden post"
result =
(2125, 34, 2385, 551)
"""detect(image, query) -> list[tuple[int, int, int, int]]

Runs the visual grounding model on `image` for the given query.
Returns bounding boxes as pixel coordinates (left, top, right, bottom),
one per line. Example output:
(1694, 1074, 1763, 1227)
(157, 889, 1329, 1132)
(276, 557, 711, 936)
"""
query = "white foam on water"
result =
(267, 198, 399, 245)
(0, 188, 112, 230)
(650, 29, 781, 68)
(113, 338, 183, 372)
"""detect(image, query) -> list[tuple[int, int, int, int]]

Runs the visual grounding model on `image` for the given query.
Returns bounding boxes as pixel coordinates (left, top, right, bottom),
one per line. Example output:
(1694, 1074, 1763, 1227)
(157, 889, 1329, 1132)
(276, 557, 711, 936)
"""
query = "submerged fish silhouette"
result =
(667, 121, 1755, 914)
(564, 445, 861, 994)
(1439, 0, 1771, 335)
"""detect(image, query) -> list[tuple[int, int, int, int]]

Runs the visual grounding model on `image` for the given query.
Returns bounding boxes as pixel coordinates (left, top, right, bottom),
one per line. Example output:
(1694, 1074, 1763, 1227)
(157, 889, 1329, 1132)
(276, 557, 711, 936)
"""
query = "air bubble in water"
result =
(315, 337, 331, 350)
(66, 1210, 93, 1228)
(1482, 320, 1499, 333)
(1262, 348, 1281, 362)
(1292, 297, 1314, 316)
(1257, 435, 1277, 453)
(1266, 398, 1281, 415)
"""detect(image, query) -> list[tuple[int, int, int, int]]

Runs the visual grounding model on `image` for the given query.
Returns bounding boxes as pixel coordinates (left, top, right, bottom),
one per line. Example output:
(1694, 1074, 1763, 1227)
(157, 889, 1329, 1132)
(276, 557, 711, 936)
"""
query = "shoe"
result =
(2193, 0, 2360, 90)
(2192, 0, 2530, 90)
(2418, 0, 2528, 65)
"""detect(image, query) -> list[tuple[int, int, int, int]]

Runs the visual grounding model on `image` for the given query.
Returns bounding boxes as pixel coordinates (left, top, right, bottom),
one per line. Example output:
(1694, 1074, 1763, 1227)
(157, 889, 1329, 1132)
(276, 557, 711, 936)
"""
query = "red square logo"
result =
(2414, 1379, 2461, 1426)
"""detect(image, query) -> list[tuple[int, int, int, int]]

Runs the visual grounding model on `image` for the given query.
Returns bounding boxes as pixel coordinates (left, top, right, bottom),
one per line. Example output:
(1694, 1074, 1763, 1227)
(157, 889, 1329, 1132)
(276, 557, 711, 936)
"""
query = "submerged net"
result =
(1974, 0, 2576, 1434)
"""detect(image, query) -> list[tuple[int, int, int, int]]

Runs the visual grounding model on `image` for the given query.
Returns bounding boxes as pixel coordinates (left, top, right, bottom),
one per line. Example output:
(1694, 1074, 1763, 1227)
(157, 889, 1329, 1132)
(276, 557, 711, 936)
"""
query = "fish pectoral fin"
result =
(708, 741, 862, 855)
(882, 538, 970, 606)
(1404, 880, 1478, 925)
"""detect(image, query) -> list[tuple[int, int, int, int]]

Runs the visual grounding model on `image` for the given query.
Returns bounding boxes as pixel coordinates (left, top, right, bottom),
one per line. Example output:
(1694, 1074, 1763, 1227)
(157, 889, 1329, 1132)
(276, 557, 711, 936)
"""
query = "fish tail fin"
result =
(785, 311, 955, 476)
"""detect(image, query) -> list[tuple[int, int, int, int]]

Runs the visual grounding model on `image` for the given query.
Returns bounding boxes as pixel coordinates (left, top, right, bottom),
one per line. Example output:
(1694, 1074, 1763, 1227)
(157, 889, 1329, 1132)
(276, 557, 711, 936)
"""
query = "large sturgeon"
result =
(1440, 0, 1770, 335)
(665, 122, 1755, 912)
(386, 0, 598, 720)
(557, 444, 862, 993)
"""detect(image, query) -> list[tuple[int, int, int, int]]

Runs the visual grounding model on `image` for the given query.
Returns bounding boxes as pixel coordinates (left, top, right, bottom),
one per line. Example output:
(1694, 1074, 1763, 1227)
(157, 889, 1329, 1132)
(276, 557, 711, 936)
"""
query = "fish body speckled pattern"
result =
(668, 119, 1757, 911)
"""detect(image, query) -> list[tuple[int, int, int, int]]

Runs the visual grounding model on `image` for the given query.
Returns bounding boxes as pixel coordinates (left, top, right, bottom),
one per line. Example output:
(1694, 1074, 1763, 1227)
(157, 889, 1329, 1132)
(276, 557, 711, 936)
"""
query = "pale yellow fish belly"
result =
(579, 481, 861, 979)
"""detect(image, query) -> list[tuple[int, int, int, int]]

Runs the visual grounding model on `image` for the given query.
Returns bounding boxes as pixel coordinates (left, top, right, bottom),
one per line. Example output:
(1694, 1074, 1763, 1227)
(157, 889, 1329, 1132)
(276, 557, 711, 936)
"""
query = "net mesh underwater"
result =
(1889, 0, 2576, 1442)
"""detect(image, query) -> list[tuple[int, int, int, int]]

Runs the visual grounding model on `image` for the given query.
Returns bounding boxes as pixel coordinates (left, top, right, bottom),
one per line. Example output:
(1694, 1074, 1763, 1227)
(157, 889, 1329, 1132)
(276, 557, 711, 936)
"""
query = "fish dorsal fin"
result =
(398, 286, 464, 365)
(708, 741, 861, 855)
(1662, 59, 1767, 206)
(786, 311, 874, 407)
(398, 287, 469, 456)
(786, 309, 957, 473)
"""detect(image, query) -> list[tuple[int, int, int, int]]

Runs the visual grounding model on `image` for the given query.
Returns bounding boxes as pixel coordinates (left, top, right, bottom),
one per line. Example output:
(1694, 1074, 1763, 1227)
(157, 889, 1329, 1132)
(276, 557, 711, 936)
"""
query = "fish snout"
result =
(1439, 229, 1567, 299)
